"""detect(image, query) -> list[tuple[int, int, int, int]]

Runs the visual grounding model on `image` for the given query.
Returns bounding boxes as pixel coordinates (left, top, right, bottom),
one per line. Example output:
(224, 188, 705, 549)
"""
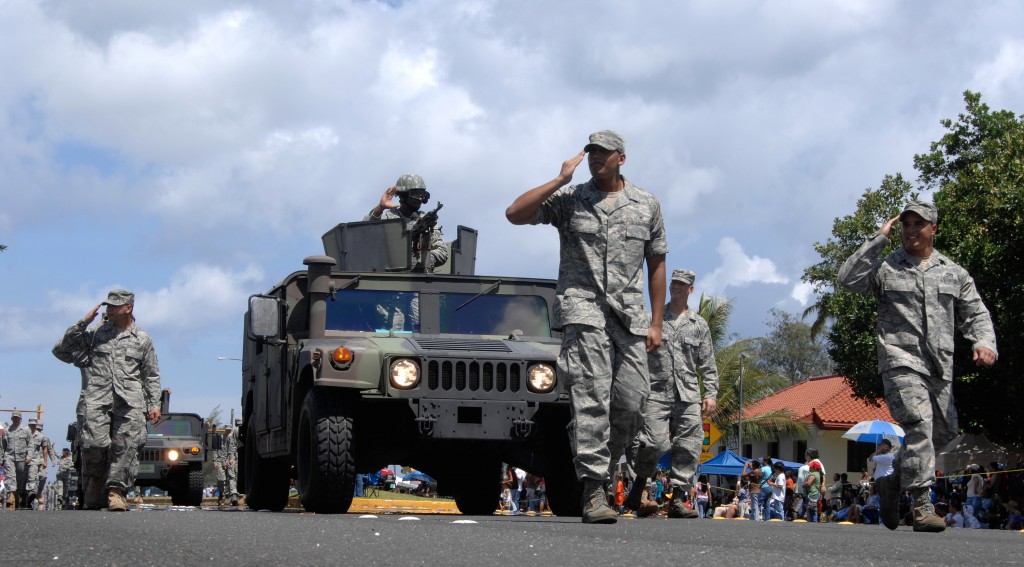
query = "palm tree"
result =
(698, 294, 808, 445)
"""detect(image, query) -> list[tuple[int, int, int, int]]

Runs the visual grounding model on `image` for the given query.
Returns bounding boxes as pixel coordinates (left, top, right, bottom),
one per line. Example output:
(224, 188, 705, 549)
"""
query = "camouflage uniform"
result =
(533, 177, 668, 481)
(55, 452, 73, 509)
(1, 423, 13, 506)
(7, 419, 35, 506)
(630, 296, 719, 491)
(838, 231, 997, 496)
(214, 426, 239, 501)
(28, 426, 51, 499)
(52, 311, 161, 495)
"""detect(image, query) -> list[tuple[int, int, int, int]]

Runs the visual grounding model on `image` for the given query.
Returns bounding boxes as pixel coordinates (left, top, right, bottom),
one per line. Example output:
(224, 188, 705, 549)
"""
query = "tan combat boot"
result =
(84, 477, 106, 510)
(581, 479, 617, 524)
(668, 486, 698, 519)
(911, 490, 944, 533)
(5, 492, 14, 510)
(107, 487, 128, 512)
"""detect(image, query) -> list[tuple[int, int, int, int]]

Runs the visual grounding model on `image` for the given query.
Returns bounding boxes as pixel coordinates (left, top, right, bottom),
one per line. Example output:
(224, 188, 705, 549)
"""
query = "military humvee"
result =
(239, 215, 582, 515)
(65, 390, 213, 506)
(136, 390, 211, 506)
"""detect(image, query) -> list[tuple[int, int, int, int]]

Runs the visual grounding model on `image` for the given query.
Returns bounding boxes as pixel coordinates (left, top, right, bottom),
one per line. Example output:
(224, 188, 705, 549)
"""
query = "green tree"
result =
(801, 175, 916, 402)
(754, 308, 833, 385)
(698, 295, 808, 445)
(915, 91, 1024, 444)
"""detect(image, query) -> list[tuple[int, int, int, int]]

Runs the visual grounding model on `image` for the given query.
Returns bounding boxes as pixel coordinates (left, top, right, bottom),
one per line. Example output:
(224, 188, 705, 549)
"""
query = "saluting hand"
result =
(379, 185, 400, 210)
(83, 304, 102, 325)
(879, 215, 901, 239)
(557, 150, 586, 186)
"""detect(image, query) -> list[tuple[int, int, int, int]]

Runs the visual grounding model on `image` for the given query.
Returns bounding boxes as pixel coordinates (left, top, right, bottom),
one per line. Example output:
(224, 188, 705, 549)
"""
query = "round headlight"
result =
(167, 449, 180, 462)
(390, 359, 420, 390)
(527, 364, 556, 393)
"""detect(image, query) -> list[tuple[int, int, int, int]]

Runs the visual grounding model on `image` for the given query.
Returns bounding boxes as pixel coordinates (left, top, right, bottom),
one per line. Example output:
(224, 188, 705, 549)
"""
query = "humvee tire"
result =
(543, 430, 583, 517)
(451, 461, 502, 516)
(185, 465, 204, 506)
(297, 389, 356, 514)
(243, 420, 289, 511)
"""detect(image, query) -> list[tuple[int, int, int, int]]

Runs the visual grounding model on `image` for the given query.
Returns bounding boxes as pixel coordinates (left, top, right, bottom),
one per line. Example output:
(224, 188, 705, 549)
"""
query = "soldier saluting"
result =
(365, 174, 448, 272)
(838, 201, 997, 533)
(53, 289, 162, 511)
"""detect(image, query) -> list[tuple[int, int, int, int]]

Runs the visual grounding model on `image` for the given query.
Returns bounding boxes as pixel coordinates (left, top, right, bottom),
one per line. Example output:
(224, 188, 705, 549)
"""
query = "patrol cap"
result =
(28, 417, 38, 425)
(37, 422, 44, 429)
(671, 269, 696, 285)
(102, 289, 135, 306)
(900, 201, 937, 224)
(11, 411, 21, 419)
(584, 130, 626, 154)
(395, 174, 427, 191)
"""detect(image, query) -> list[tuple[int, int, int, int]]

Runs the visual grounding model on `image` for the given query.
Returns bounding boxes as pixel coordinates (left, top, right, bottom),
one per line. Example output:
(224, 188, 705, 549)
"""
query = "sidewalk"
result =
(348, 496, 461, 514)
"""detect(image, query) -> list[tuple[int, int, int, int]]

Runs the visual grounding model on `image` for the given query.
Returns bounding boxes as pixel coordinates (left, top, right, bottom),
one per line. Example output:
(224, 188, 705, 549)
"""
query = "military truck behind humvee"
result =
(239, 217, 583, 515)
(66, 389, 213, 506)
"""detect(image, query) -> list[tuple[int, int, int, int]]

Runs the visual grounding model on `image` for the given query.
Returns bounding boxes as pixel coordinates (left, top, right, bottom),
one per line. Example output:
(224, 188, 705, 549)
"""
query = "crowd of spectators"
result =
(612, 450, 1024, 529)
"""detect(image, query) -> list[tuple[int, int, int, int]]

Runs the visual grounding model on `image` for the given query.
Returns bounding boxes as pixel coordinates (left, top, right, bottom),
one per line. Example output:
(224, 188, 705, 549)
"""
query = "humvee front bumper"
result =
(410, 399, 539, 440)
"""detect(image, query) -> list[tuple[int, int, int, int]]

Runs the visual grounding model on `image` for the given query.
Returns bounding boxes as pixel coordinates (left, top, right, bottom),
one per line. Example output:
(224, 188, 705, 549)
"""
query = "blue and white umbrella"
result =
(841, 420, 905, 445)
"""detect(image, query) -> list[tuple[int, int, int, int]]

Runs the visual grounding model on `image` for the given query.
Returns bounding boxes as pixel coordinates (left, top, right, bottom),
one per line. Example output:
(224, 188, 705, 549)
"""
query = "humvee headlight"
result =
(527, 364, 556, 393)
(167, 449, 180, 462)
(389, 359, 419, 390)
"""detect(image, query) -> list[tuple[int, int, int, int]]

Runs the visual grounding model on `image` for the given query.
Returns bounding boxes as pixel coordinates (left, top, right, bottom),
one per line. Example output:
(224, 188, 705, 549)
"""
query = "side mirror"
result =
(211, 433, 223, 451)
(66, 422, 78, 443)
(247, 295, 282, 342)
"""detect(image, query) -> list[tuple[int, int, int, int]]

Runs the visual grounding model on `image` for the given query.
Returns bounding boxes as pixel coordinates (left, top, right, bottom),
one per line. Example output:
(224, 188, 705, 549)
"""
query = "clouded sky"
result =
(3, 0, 1023, 461)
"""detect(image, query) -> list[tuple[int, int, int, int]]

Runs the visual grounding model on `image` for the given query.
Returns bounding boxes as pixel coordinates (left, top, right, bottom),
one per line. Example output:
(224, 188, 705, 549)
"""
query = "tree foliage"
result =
(803, 91, 1024, 445)
(754, 308, 833, 385)
(698, 295, 808, 445)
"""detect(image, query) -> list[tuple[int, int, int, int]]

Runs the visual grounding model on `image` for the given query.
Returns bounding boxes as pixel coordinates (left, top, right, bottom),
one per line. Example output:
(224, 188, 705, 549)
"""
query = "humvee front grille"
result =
(426, 360, 522, 393)
(141, 448, 164, 461)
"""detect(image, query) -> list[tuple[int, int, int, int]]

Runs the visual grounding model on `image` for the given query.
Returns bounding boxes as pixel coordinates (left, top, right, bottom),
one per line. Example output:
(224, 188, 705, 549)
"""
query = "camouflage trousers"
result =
(559, 322, 650, 482)
(28, 461, 45, 496)
(216, 461, 237, 498)
(881, 368, 957, 491)
(2, 454, 14, 493)
(629, 396, 702, 489)
(78, 400, 148, 492)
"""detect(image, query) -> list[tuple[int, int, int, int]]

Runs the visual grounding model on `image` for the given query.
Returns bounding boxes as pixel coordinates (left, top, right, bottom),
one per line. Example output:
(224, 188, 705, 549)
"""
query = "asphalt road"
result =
(4, 508, 1020, 566)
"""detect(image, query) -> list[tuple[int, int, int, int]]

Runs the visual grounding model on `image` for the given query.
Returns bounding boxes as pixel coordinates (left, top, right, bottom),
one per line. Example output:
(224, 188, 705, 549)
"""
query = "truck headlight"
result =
(390, 359, 419, 390)
(167, 449, 180, 462)
(527, 363, 556, 393)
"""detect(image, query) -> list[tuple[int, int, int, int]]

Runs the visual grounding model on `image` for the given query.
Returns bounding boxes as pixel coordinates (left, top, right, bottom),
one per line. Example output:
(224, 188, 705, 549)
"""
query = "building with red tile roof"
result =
(729, 375, 896, 480)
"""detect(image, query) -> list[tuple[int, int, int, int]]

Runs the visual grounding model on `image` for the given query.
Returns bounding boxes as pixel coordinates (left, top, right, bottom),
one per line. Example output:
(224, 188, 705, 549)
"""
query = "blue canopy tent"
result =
(699, 449, 750, 476)
(655, 449, 804, 475)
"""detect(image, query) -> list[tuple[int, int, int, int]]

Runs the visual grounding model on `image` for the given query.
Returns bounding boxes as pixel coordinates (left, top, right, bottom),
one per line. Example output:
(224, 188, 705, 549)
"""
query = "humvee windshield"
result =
(438, 293, 550, 336)
(325, 290, 551, 337)
(148, 415, 201, 437)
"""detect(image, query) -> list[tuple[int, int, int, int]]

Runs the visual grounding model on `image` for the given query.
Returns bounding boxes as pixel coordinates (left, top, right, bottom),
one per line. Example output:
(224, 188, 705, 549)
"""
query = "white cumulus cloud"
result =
(701, 237, 789, 296)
